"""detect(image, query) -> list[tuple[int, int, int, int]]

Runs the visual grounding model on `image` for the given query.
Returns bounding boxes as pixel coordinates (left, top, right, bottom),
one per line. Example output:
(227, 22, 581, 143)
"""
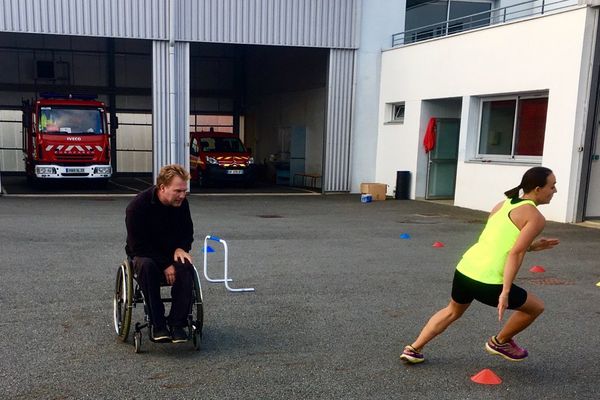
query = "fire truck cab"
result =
(190, 130, 256, 187)
(22, 93, 113, 183)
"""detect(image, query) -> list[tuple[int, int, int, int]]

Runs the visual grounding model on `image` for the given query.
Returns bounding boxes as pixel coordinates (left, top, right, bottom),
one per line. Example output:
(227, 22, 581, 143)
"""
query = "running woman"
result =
(400, 167, 559, 364)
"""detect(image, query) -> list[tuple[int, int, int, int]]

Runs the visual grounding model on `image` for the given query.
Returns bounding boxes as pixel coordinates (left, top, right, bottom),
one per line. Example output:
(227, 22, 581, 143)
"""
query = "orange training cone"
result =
(432, 241, 445, 248)
(471, 368, 502, 385)
(529, 265, 546, 273)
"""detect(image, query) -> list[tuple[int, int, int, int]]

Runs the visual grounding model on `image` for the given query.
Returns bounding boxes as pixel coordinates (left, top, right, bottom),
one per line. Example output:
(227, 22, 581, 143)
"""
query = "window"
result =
(477, 94, 548, 160)
(36, 60, 55, 79)
(387, 102, 405, 123)
(405, 0, 492, 44)
(189, 114, 234, 133)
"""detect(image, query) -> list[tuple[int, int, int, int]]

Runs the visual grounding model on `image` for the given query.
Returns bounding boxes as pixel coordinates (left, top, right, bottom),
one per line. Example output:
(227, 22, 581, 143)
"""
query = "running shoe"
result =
(485, 336, 528, 361)
(400, 345, 425, 364)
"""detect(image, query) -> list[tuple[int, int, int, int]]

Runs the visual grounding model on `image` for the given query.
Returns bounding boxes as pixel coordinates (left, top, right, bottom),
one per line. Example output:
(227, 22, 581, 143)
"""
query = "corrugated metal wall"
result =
(324, 49, 355, 192)
(0, 0, 168, 39)
(152, 41, 189, 180)
(178, 0, 358, 48)
(0, 0, 359, 49)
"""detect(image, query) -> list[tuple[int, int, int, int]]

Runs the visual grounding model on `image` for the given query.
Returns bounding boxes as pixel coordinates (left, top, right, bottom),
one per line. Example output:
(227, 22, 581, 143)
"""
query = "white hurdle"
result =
(203, 235, 255, 292)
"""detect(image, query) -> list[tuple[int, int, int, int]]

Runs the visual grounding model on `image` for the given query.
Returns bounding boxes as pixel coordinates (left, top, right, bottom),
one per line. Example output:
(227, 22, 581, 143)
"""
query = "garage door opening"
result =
(189, 43, 328, 194)
(0, 32, 154, 194)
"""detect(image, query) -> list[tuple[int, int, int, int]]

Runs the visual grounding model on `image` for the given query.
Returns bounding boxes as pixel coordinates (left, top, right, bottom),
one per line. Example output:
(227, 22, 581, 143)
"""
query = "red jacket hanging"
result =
(423, 117, 437, 153)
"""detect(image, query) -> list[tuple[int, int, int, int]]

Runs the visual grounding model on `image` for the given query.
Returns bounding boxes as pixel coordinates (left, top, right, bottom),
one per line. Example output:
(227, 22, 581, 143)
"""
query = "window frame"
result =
(386, 102, 405, 124)
(475, 92, 548, 163)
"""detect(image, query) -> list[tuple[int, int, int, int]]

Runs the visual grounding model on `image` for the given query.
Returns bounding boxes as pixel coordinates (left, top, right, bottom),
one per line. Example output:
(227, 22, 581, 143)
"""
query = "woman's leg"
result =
(496, 292, 544, 343)
(411, 299, 471, 350)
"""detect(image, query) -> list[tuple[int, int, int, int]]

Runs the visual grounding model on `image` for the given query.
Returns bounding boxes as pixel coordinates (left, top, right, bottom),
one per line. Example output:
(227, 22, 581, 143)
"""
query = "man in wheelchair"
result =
(125, 164, 194, 343)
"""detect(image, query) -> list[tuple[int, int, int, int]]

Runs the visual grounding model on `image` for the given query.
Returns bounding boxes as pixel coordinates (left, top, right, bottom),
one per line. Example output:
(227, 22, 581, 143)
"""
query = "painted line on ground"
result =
(109, 180, 143, 193)
(134, 177, 152, 185)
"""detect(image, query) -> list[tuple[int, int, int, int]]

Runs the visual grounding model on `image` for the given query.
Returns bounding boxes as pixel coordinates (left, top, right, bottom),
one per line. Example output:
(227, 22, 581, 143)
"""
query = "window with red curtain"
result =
(515, 98, 548, 156)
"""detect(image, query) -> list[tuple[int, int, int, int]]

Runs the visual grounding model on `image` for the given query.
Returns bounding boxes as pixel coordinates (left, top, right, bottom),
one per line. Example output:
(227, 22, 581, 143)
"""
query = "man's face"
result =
(157, 176, 188, 207)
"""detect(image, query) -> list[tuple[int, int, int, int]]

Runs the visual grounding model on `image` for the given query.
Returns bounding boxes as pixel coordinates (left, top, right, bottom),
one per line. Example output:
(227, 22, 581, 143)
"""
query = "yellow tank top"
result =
(456, 198, 536, 284)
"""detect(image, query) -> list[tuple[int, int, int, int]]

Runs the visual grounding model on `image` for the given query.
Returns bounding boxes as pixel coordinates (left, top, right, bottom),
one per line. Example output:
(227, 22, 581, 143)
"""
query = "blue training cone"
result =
(400, 233, 411, 239)
(202, 245, 215, 253)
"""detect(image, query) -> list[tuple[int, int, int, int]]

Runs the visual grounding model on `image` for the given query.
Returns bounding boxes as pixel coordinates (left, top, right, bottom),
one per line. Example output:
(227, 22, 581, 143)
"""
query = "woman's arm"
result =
(497, 207, 546, 321)
(528, 237, 560, 252)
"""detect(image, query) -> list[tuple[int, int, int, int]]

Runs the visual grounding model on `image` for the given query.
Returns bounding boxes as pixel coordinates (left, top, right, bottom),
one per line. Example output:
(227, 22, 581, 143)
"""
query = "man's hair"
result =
(156, 164, 190, 187)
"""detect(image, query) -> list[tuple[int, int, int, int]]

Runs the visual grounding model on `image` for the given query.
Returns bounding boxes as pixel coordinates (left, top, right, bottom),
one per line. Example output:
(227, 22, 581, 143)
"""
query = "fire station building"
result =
(1, 0, 600, 223)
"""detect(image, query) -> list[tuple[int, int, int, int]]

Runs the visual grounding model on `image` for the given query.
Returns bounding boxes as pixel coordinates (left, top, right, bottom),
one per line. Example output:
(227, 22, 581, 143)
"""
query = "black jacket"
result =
(125, 186, 194, 262)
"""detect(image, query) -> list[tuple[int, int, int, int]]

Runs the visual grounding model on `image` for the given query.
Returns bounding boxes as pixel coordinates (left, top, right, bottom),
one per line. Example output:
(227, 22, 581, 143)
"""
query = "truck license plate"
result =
(227, 170, 244, 175)
(66, 168, 85, 173)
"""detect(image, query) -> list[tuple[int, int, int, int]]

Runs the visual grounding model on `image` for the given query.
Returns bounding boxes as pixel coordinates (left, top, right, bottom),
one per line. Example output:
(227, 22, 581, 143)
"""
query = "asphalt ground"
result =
(0, 194, 599, 399)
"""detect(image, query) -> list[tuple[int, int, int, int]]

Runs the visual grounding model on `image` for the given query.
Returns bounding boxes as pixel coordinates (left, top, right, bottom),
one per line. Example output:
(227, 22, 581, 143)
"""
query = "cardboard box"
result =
(360, 183, 387, 201)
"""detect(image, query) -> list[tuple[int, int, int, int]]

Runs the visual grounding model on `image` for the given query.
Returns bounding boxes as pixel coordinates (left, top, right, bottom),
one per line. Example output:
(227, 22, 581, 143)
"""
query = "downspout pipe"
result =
(169, 0, 176, 165)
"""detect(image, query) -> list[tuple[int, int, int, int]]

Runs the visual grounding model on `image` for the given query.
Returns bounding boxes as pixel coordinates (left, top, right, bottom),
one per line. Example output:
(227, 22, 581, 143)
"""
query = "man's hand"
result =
(174, 248, 193, 264)
(529, 237, 560, 252)
(164, 265, 176, 285)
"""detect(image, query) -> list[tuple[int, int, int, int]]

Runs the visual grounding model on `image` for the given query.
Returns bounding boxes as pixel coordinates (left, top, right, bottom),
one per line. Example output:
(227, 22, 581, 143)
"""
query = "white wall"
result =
(377, 6, 595, 222)
(350, 0, 405, 191)
(248, 88, 325, 176)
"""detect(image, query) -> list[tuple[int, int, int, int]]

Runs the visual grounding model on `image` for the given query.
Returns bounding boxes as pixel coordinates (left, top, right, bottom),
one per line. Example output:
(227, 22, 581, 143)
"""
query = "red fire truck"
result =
(22, 93, 113, 183)
(190, 130, 256, 187)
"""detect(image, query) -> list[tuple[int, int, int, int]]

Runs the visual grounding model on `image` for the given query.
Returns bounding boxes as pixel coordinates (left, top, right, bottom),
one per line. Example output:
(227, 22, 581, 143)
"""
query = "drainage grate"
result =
(257, 214, 283, 218)
(519, 277, 575, 285)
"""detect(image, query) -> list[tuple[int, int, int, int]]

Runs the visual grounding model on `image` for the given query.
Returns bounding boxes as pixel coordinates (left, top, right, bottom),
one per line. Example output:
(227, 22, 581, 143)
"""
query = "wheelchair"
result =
(113, 258, 204, 353)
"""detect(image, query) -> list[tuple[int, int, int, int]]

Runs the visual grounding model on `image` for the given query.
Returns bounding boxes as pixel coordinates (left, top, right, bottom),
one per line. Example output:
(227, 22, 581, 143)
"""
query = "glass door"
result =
(426, 118, 460, 199)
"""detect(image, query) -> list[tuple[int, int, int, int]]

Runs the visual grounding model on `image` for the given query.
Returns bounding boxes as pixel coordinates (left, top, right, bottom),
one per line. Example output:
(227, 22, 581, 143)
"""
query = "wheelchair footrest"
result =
(135, 322, 148, 332)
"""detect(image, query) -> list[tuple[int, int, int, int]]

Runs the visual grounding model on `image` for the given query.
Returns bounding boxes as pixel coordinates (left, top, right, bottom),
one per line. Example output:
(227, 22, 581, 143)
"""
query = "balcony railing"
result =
(392, 0, 576, 47)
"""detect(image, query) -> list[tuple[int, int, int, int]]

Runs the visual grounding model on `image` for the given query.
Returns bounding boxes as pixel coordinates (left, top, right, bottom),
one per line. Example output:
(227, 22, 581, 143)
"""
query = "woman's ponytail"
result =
(504, 185, 521, 199)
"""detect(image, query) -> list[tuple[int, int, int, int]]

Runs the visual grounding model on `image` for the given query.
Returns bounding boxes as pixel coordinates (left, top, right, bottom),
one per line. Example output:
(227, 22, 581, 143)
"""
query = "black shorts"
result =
(451, 269, 527, 309)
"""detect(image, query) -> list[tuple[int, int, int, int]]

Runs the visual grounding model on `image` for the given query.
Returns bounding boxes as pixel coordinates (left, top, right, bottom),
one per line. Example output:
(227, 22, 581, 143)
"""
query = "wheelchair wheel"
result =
(134, 331, 142, 353)
(113, 260, 133, 342)
(190, 266, 204, 350)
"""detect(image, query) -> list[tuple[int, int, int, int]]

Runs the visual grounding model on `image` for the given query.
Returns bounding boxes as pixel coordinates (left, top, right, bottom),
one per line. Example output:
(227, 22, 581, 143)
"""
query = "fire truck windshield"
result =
(200, 137, 246, 153)
(39, 107, 104, 134)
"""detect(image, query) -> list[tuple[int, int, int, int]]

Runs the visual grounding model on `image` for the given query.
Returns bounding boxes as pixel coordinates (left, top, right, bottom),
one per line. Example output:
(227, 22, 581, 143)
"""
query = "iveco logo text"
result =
(66, 137, 82, 141)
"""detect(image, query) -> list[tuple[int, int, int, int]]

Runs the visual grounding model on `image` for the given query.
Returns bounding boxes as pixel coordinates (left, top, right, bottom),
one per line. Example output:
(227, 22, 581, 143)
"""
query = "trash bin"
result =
(395, 171, 410, 200)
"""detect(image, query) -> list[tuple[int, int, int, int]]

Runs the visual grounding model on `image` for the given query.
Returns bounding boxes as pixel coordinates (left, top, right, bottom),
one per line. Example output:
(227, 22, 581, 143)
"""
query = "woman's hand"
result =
(498, 292, 509, 321)
(529, 237, 560, 252)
